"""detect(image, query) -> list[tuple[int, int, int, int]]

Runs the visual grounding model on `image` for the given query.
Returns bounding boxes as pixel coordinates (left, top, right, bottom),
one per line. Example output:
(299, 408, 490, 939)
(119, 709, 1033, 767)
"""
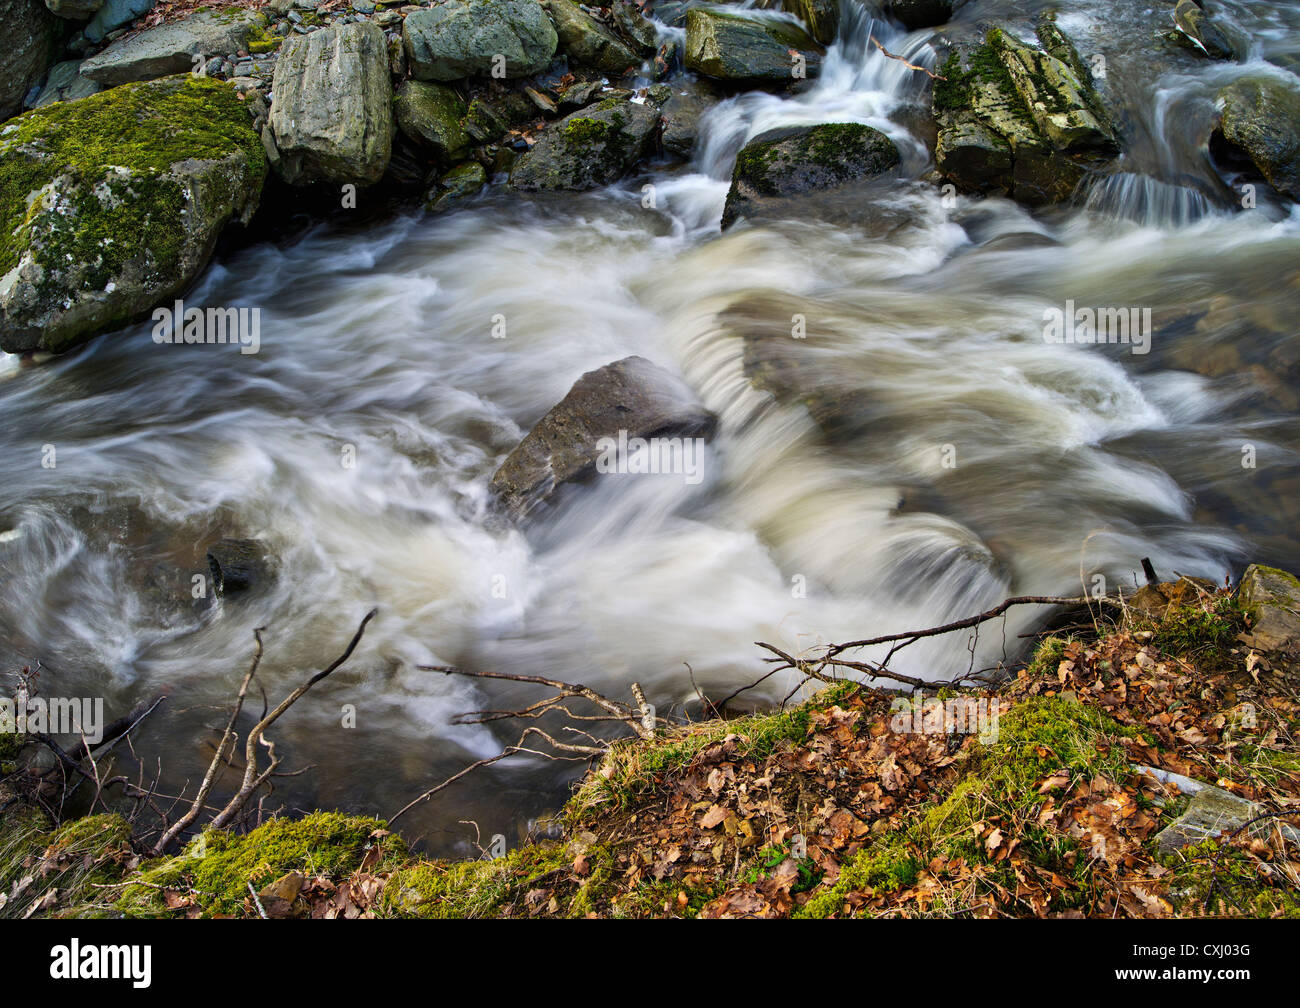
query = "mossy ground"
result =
(3, 582, 1296, 918)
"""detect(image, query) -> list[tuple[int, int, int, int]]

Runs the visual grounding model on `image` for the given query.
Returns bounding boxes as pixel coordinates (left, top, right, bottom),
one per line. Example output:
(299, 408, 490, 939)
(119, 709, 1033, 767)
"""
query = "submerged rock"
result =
(206, 538, 273, 595)
(0, 75, 267, 355)
(403, 0, 558, 81)
(395, 80, 469, 165)
(1213, 76, 1300, 202)
(1, 0, 59, 123)
(933, 21, 1119, 205)
(490, 355, 718, 519)
(79, 9, 268, 87)
(722, 122, 900, 228)
(544, 0, 637, 73)
(270, 21, 394, 185)
(684, 8, 822, 84)
(509, 96, 660, 191)
(886, 0, 966, 31)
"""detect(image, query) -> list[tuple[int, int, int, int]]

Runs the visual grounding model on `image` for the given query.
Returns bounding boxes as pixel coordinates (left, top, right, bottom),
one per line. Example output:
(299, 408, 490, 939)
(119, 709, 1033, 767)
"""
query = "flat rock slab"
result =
(1155, 782, 1300, 854)
(490, 355, 718, 519)
(80, 10, 264, 86)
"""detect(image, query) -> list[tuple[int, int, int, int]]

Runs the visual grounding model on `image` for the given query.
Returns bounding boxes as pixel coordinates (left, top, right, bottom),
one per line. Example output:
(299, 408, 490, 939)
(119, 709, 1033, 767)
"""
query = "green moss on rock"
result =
(0, 74, 267, 354)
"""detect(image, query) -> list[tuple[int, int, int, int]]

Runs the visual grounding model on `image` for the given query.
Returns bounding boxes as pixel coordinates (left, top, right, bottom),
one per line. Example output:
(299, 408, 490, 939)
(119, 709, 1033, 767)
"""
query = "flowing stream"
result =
(3, 0, 1300, 853)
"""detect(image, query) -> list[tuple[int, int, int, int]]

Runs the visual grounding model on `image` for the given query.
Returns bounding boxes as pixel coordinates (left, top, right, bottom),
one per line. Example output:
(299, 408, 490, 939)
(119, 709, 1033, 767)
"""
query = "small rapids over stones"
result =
(3, 0, 1300, 853)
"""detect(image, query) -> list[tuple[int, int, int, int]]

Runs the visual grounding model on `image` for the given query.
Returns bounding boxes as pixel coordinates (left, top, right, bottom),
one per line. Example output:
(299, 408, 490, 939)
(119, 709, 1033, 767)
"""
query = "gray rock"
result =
(1236, 563, 1300, 657)
(1, 0, 59, 122)
(509, 96, 660, 191)
(684, 7, 822, 84)
(394, 79, 469, 164)
(1172, 0, 1236, 61)
(722, 122, 900, 228)
(1214, 76, 1300, 202)
(886, 0, 966, 32)
(490, 355, 718, 519)
(544, 0, 637, 73)
(404, 0, 557, 81)
(44, 0, 102, 18)
(80, 9, 268, 86)
(783, 0, 838, 46)
(32, 59, 102, 107)
(611, 0, 657, 54)
(661, 82, 718, 158)
(270, 21, 394, 185)
(0, 75, 267, 354)
(1155, 782, 1300, 854)
(933, 20, 1119, 205)
(83, 0, 155, 44)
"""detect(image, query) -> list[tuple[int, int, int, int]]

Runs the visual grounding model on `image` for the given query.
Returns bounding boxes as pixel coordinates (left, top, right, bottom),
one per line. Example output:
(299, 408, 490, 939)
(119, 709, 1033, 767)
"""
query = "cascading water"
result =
(3, 0, 1299, 854)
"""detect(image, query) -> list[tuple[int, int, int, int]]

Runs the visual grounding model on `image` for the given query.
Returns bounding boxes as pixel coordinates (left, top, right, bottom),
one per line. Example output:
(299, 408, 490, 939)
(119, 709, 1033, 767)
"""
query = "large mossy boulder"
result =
(490, 355, 718, 519)
(544, 0, 637, 73)
(404, 0, 558, 81)
(722, 122, 900, 228)
(0, 75, 266, 355)
(509, 96, 660, 191)
(684, 8, 822, 84)
(887, 0, 966, 31)
(1, 0, 59, 123)
(932, 20, 1119, 205)
(270, 21, 394, 186)
(79, 9, 268, 87)
(1213, 76, 1300, 202)
(395, 80, 469, 165)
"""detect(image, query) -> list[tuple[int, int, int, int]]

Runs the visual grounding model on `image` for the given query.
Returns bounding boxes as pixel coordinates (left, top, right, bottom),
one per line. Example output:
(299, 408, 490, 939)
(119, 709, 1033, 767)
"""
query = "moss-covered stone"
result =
(722, 122, 900, 228)
(395, 80, 469, 165)
(118, 811, 398, 917)
(932, 20, 1118, 205)
(684, 7, 823, 84)
(1215, 76, 1300, 202)
(508, 96, 660, 191)
(0, 74, 266, 354)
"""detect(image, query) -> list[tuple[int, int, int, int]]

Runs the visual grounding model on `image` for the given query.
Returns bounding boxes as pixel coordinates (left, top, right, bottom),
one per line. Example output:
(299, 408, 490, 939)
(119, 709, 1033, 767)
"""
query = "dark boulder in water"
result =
(1213, 76, 1300, 202)
(490, 356, 718, 520)
(722, 122, 900, 229)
